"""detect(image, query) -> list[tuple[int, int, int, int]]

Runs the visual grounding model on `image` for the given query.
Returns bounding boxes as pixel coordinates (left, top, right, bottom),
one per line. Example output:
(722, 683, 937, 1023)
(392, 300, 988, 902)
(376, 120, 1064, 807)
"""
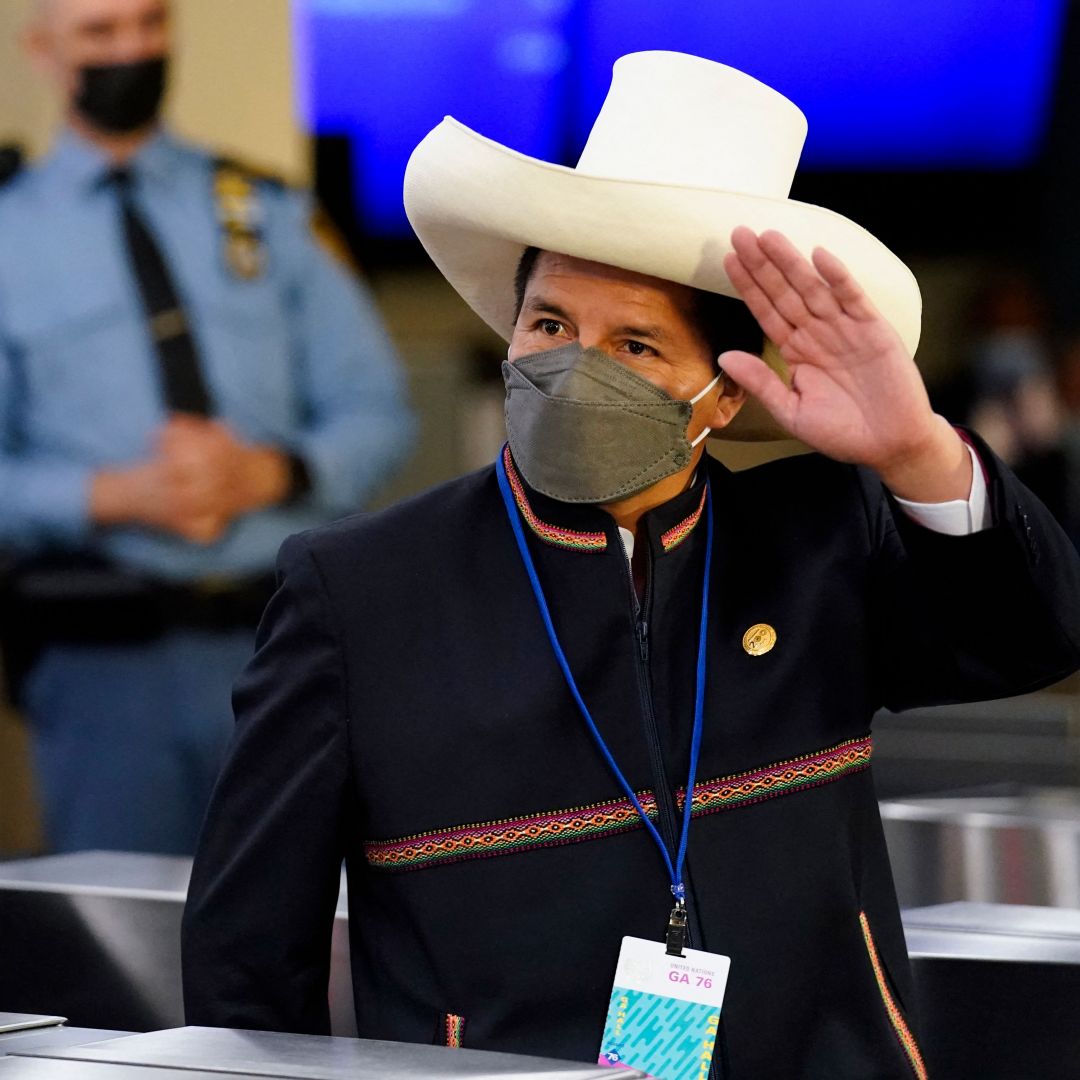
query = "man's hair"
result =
(513, 246, 545, 319)
(513, 246, 764, 359)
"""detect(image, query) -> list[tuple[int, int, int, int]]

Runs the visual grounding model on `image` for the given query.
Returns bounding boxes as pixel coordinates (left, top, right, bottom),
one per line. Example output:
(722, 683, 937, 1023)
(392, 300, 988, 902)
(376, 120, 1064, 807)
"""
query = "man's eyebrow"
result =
(521, 296, 571, 320)
(521, 299, 668, 343)
(613, 323, 667, 343)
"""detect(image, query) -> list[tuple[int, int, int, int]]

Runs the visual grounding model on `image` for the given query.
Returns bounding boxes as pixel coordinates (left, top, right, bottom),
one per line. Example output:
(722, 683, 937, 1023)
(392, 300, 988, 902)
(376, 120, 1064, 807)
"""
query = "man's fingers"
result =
(810, 247, 879, 321)
(723, 252, 795, 346)
(729, 227, 814, 329)
(719, 349, 797, 431)
(757, 230, 843, 320)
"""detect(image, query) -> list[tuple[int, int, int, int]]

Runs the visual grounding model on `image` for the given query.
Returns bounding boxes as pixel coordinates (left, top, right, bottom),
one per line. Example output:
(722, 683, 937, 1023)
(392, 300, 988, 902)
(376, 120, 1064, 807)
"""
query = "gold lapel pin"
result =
(742, 623, 777, 657)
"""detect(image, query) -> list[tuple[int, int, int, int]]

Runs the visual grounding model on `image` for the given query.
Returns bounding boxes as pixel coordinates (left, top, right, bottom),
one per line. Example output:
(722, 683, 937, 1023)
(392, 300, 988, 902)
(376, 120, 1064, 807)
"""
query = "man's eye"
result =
(540, 320, 563, 336)
(625, 341, 652, 356)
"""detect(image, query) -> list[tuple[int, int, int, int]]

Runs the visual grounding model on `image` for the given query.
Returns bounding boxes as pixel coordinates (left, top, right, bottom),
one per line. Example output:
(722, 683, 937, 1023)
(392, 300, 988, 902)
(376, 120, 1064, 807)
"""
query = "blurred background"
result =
(2, 0, 1080, 843)
(2, 2, 1080, 1071)
(2, 0, 1077, 850)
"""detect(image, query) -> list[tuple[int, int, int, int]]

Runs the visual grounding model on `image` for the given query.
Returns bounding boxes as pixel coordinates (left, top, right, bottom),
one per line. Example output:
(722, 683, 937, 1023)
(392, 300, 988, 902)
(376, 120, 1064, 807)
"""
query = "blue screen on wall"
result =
(295, 0, 1066, 236)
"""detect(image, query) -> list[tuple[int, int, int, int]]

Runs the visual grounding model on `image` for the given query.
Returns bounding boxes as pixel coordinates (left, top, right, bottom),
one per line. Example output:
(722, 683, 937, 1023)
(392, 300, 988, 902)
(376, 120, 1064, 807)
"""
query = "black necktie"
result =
(108, 166, 213, 416)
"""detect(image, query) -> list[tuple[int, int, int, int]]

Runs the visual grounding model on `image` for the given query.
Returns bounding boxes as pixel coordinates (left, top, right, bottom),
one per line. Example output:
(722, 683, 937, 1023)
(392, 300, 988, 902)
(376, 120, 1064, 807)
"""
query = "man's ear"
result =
(705, 372, 747, 432)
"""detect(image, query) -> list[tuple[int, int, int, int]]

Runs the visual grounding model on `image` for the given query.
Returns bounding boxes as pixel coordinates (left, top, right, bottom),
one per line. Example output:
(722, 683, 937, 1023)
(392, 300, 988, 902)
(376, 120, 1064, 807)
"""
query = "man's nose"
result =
(576, 332, 602, 353)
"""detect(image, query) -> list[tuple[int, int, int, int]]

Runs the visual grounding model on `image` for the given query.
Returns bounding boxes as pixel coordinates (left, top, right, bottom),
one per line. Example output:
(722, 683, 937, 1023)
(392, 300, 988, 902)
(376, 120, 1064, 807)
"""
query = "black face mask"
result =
(75, 56, 168, 134)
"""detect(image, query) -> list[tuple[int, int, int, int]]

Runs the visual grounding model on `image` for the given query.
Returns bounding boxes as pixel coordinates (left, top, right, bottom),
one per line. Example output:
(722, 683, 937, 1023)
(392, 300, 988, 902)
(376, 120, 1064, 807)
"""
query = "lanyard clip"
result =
(666, 900, 688, 957)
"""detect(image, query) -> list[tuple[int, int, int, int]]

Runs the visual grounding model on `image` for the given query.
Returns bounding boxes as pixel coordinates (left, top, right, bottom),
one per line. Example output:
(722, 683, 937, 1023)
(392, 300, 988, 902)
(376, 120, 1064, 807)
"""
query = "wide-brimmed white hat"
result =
(404, 50, 922, 440)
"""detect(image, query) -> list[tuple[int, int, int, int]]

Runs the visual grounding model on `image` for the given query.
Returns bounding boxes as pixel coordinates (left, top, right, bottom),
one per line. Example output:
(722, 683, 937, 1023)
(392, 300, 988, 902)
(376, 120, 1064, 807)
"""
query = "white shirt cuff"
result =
(893, 442, 990, 536)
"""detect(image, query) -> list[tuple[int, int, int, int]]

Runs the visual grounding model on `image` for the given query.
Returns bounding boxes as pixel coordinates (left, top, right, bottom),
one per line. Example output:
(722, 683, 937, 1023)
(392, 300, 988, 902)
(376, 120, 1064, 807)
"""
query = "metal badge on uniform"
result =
(224, 233, 264, 280)
(213, 164, 266, 280)
(742, 622, 777, 656)
(598, 937, 730, 1078)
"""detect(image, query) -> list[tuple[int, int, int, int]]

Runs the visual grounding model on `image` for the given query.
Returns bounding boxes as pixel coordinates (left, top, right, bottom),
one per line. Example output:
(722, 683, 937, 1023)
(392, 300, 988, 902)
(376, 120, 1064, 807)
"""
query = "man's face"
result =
(509, 252, 721, 405)
(27, 0, 170, 103)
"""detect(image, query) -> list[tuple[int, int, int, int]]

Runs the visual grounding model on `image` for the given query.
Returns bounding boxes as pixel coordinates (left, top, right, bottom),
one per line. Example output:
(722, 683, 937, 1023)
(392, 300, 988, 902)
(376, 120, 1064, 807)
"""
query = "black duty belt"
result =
(2, 557, 275, 645)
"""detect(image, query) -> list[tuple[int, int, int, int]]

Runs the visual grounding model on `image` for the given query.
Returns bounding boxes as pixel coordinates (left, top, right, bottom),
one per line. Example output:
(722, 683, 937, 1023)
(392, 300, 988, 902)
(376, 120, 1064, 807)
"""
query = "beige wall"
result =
(0, 0, 55, 153)
(0, 0, 309, 181)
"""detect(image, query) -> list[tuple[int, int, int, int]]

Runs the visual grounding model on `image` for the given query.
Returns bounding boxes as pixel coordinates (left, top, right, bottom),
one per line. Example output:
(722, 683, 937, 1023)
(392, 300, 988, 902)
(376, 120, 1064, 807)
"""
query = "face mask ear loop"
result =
(689, 368, 723, 406)
(688, 365, 724, 447)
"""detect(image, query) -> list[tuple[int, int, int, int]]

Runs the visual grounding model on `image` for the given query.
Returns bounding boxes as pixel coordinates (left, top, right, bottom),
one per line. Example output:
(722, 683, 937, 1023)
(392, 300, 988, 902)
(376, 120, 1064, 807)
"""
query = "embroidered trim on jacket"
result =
(364, 736, 871, 873)
(365, 791, 660, 871)
(676, 736, 872, 815)
(660, 487, 708, 552)
(444, 1013, 465, 1049)
(502, 447, 608, 552)
(859, 911, 928, 1080)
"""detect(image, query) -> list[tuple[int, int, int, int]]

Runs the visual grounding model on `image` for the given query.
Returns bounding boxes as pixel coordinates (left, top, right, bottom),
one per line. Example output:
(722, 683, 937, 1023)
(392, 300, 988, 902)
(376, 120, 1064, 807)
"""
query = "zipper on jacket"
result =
(624, 539, 723, 1078)
(624, 552, 689, 945)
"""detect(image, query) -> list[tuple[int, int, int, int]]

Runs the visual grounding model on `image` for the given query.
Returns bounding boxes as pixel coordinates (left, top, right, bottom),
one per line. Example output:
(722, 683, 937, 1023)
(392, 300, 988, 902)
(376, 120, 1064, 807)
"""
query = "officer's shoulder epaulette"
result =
(212, 154, 289, 192)
(211, 153, 361, 274)
(0, 144, 25, 190)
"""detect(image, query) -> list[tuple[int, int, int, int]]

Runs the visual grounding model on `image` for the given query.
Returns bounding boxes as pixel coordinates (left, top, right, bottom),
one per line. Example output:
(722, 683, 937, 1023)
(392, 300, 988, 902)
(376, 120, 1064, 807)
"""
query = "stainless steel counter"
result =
(11, 1027, 643, 1079)
(0, 1016, 64, 1036)
(0, 1062, 272, 1079)
(0, 1028, 130, 1059)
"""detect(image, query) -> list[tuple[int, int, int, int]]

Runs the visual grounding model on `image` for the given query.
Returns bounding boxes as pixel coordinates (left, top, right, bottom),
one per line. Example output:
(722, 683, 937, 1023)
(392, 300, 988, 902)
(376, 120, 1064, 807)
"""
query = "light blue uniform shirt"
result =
(0, 129, 414, 581)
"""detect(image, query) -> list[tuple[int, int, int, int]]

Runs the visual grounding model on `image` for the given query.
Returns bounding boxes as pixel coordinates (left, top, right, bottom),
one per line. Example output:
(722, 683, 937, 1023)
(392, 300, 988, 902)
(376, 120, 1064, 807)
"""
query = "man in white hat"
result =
(183, 53, 1080, 1078)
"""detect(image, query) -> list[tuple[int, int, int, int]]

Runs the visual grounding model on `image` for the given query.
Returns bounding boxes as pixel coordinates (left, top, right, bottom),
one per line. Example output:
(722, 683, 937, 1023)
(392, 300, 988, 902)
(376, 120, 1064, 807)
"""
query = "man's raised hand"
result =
(720, 226, 971, 503)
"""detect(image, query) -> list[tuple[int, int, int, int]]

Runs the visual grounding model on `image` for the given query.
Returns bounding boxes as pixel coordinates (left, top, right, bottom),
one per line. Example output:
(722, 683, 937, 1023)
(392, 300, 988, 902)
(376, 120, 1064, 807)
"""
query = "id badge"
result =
(598, 937, 730, 1079)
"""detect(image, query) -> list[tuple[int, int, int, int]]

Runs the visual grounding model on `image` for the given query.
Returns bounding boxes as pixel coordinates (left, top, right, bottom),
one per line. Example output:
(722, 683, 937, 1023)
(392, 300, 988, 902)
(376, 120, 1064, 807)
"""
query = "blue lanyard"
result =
(495, 449, 713, 932)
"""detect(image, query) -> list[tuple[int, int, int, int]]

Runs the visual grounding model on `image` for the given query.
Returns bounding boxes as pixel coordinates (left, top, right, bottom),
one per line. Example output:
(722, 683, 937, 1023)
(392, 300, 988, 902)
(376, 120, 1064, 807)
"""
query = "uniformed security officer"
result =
(0, 0, 414, 854)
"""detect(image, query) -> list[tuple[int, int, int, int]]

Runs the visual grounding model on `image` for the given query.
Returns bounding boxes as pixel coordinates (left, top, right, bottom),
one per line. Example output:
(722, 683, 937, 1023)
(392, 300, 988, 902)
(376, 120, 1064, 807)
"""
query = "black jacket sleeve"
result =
(863, 428, 1080, 713)
(182, 533, 353, 1034)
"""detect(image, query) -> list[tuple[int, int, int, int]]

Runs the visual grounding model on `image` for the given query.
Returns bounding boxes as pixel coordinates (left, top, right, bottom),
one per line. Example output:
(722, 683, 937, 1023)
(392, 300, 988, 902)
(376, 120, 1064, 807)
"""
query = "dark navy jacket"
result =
(182, 438, 1080, 1079)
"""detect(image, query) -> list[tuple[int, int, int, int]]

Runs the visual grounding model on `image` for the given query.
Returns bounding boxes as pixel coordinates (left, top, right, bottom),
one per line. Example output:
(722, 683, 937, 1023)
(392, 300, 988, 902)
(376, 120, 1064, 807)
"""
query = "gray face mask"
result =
(503, 342, 721, 504)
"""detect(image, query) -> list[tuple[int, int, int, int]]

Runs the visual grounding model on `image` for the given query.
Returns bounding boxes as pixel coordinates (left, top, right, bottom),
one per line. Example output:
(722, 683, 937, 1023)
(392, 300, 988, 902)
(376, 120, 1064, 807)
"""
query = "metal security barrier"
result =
(881, 786, 1080, 909)
(904, 902, 1080, 1079)
(5, 853, 1080, 1077)
(0, 1024, 641, 1078)
(871, 693, 1080, 800)
(0, 1015, 129, 1061)
(0, 851, 356, 1036)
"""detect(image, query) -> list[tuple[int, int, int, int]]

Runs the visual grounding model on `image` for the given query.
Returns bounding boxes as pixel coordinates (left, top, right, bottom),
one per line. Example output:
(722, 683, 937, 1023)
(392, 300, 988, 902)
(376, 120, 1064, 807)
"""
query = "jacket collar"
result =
(501, 445, 719, 557)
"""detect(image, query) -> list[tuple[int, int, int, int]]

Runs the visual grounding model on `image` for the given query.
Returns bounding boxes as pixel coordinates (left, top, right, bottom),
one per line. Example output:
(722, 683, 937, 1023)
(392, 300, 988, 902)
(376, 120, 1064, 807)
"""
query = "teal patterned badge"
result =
(599, 986, 720, 1079)
(597, 937, 729, 1080)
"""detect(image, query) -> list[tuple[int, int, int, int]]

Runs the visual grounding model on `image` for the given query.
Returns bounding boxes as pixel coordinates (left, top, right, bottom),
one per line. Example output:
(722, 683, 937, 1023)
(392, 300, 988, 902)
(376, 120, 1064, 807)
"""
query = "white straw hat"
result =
(404, 50, 922, 440)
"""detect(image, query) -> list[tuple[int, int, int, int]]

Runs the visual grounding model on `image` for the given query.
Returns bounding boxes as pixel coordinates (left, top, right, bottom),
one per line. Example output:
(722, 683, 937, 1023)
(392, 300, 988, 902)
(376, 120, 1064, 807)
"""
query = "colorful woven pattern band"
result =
(365, 736, 871, 873)
(365, 790, 660, 871)
(660, 486, 708, 552)
(444, 1013, 466, 1049)
(502, 447, 608, 552)
(860, 911, 928, 1080)
(677, 736, 872, 815)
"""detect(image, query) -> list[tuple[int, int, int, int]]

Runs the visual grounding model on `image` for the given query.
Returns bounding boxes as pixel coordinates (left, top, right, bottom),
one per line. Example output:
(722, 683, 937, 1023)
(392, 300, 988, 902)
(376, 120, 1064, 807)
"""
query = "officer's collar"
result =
(41, 126, 185, 194)
(501, 446, 724, 559)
